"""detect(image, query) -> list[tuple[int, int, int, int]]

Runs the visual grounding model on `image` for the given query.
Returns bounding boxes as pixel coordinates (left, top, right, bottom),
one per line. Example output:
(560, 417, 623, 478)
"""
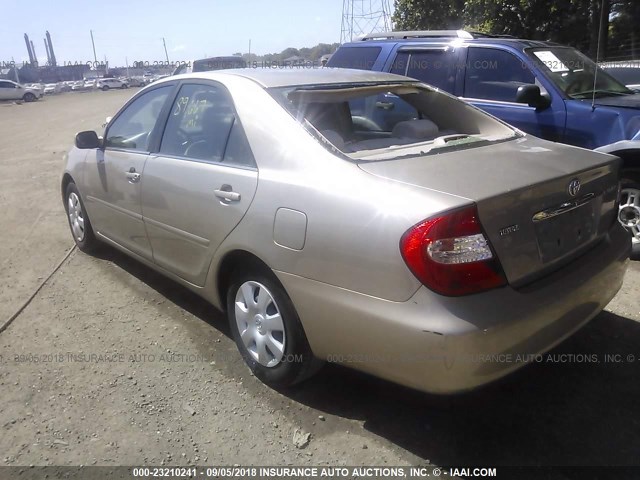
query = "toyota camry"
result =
(62, 68, 630, 393)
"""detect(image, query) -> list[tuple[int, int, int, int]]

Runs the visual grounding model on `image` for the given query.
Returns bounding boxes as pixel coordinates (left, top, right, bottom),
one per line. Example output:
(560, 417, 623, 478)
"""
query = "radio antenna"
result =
(592, 0, 607, 111)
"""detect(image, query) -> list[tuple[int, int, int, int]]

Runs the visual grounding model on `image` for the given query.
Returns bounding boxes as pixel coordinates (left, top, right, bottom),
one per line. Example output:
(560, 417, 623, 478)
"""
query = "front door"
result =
(461, 47, 566, 142)
(83, 85, 174, 259)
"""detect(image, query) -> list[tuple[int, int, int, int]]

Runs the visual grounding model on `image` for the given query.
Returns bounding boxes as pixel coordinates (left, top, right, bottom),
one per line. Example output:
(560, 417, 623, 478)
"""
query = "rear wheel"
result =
(619, 174, 640, 258)
(65, 182, 99, 253)
(23, 92, 36, 102)
(227, 267, 321, 387)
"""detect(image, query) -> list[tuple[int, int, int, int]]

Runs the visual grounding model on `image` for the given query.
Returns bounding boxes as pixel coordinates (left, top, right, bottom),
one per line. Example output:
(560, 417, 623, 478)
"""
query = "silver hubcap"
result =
(67, 192, 85, 242)
(234, 281, 286, 368)
(619, 187, 640, 245)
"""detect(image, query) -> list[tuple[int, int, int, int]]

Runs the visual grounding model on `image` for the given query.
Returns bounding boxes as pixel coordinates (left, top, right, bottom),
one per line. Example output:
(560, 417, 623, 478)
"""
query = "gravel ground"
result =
(0, 91, 639, 474)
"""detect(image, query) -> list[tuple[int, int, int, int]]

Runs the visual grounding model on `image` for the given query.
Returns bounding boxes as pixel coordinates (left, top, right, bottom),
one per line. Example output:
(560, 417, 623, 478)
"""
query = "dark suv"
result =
(328, 30, 640, 253)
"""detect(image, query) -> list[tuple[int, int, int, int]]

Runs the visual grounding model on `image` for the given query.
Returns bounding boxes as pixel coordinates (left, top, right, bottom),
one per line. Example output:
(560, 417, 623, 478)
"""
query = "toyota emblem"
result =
(568, 178, 581, 197)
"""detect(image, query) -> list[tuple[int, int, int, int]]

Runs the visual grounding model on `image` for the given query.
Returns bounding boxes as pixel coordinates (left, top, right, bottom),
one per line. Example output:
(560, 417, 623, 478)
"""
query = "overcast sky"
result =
(0, 0, 365, 67)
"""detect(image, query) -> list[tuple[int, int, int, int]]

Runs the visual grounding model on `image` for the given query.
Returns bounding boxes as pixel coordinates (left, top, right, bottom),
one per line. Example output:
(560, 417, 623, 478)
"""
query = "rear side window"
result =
(222, 120, 256, 168)
(327, 47, 382, 71)
(390, 50, 455, 92)
(464, 48, 535, 102)
(159, 83, 255, 167)
(160, 83, 235, 162)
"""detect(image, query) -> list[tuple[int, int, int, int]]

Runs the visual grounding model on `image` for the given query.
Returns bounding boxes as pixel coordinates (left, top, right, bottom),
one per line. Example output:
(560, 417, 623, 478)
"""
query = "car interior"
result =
(282, 84, 515, 157)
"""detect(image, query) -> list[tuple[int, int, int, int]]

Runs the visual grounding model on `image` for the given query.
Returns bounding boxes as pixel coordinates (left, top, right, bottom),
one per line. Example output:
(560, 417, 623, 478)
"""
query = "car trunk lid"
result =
(358, 137, 621, 286)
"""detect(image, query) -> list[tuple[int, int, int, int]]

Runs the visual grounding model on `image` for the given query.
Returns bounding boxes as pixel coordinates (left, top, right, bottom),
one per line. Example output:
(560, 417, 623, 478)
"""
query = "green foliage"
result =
(392, 0, 639, 59)
(393, 0, 465, 29)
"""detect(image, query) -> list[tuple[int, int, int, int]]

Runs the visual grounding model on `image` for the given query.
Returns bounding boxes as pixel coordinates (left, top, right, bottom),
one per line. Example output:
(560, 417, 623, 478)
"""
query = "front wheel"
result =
(101, 85, 109, 91)
(23, 92, 36, 102)
(227, 268, 321, 387)
(65, 182, 99, 253)
(619, 175, 640, 258)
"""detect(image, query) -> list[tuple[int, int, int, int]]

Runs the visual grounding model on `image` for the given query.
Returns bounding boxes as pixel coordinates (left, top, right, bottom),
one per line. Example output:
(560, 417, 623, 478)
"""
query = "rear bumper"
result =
(276, 223, 631, 394)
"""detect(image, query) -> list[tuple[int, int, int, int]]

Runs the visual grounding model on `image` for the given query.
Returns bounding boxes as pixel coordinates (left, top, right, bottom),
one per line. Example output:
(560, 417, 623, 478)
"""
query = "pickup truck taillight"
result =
(400, 205, 507, 296)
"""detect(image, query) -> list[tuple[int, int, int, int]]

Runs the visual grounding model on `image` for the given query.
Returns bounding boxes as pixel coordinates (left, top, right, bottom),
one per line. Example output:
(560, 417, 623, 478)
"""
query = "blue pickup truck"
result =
(328, 30, 640, 254)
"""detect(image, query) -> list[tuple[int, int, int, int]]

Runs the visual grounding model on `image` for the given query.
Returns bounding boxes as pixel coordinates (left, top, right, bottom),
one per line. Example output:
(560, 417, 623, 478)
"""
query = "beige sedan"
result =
(62, 68, 630, 393)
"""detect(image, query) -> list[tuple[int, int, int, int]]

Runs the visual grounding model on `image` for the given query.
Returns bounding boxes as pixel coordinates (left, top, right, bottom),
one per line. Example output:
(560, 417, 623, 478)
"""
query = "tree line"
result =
(393, 0, 640, 60)
(233, 43, 341, 63)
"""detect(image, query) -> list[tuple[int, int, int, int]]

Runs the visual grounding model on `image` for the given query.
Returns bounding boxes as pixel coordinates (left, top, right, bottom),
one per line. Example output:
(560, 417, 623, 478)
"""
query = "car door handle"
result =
(125, 168, 141, 183)
(214, 187, 241, 202)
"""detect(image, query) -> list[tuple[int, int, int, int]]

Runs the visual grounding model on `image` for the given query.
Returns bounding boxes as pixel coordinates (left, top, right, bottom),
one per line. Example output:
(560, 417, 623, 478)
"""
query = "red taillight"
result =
(400, 205, 507, 296)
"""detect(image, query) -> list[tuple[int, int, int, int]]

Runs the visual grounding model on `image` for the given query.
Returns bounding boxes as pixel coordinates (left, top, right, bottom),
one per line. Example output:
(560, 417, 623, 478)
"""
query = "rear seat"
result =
(335, 119, 446, 152)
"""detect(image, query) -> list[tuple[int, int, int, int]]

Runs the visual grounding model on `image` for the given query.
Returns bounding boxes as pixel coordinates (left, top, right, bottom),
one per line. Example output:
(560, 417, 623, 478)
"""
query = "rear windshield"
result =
(270, 82, 516, 161)
(326, 47, 382, 70)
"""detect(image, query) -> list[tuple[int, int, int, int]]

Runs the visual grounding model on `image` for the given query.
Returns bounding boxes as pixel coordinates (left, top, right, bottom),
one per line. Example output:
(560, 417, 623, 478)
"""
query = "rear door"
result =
(460, 46, 566, 141)
(387, 46, 460, 93)
(141, 82, 258, 286)
(83, 84, 174, 259)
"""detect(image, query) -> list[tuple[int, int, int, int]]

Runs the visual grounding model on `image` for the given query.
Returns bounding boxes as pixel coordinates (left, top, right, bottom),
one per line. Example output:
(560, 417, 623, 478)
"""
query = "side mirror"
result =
(75, 130, 101, 149)
(516, 84, 551, 110)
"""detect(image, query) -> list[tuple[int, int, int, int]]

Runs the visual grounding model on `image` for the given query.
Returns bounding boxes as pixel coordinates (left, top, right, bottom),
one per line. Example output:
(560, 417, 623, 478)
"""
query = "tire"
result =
(102, 85, 109, 91)
(23, 92, 36, 102)
(64, 182, 99, 253)
(227, 267, 322, 387)
(619, 174, 640, 259)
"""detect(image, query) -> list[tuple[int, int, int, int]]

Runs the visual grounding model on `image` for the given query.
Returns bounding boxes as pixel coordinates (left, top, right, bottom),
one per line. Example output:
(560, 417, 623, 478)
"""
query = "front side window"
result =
(105, 86, 172, 151)
(464, 48, 535, 102)
(160, 83, 254, 166)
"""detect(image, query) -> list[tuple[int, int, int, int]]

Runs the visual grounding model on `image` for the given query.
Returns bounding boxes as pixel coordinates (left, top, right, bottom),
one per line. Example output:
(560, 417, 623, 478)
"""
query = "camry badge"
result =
(499, 224, 520, 236)
(568, 178, 581, 197)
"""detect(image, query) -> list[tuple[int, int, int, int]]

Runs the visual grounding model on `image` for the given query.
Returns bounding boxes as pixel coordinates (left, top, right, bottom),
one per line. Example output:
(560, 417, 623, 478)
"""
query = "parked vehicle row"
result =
(0, 79, 44, 101)
(62, 68, 630, 394)
(0, 76, 153, 101)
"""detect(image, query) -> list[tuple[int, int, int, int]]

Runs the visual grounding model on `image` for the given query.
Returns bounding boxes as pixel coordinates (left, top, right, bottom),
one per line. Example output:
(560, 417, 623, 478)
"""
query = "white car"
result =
(97, 78, 128, 90)
(0, 80, 43, 102)
(71, 81, 87, 91)
(44, 83, 62, 94)
(124, 76, 146, 87)
(24, 83, 45, 96)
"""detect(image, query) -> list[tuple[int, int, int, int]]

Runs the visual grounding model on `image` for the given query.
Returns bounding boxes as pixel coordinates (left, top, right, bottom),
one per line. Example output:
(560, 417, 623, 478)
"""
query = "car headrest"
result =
(392, 119, 439, 139)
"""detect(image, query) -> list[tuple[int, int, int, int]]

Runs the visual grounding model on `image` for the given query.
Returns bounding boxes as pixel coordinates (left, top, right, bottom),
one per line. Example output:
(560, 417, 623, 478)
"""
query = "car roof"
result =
(167, 67, 413, 88)
(342, 37, 561, 50)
